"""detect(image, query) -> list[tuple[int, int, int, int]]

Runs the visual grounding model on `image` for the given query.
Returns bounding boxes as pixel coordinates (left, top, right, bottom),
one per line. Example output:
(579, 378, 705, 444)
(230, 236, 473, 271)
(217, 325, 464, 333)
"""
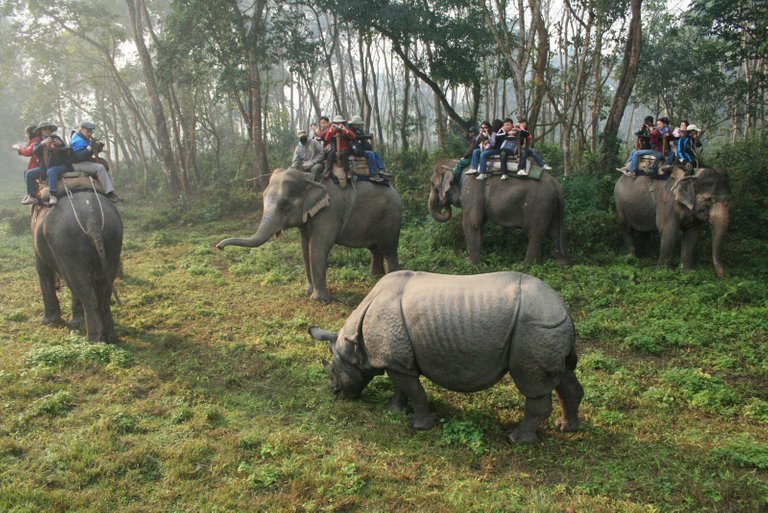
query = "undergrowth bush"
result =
(708, 136, 768, 240)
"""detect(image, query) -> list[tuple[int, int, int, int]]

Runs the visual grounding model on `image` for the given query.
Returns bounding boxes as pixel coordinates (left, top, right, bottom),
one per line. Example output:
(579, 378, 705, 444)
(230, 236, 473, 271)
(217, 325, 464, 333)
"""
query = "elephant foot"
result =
(556, 417, 580, 433)
(310, 290, 331, 302)
(305, 284, 314, 296)
(104, 331, 119, 344)
(41, 316, 65, 327)
(68, 318, 84, 331)
(508, 426, 540, 444)
(409, 412, 435, 430)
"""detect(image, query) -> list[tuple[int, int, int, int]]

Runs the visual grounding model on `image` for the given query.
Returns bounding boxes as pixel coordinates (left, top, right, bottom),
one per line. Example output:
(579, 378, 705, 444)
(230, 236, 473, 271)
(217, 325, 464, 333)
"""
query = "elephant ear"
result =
(672, 176, 697, 211)
(440, 167, 453, 201)
(302, 178, 331, 223)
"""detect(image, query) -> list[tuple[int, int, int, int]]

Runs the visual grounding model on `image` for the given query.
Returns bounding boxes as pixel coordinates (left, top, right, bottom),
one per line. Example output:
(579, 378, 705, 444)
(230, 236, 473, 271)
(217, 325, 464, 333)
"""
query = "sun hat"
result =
(35, 121, 58, 134)
(349, 115, 364, 125)
(296, 129, 307, 138)
(332, 115, 346, 124)
(686, 124, 700, 132)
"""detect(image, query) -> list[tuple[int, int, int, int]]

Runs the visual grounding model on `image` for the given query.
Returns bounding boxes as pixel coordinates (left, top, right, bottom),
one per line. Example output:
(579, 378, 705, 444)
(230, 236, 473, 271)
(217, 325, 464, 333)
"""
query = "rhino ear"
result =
(309, 327, 338, 344)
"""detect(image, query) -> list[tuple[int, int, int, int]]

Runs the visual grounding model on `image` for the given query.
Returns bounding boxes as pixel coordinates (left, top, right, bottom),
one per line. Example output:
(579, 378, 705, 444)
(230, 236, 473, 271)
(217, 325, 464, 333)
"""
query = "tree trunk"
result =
(599, 0, 643, 174)
(125, 0, 182, 196)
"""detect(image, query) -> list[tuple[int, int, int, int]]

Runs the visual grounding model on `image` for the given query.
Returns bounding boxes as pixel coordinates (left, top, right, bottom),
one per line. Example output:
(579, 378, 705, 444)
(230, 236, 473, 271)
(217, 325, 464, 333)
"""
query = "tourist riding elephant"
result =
(613, 168, 731, 277)
(428, 160, 570, 265)
(32, 191, 123, 342)
(216, 167, 402, 301)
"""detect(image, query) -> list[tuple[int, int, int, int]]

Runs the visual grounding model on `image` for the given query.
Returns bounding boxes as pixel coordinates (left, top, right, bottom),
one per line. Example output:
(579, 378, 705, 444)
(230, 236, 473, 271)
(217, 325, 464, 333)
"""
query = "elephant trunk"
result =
(709, 201, 729, 278)
(216, 211, 284, 250)
(428, 188, 452, 222)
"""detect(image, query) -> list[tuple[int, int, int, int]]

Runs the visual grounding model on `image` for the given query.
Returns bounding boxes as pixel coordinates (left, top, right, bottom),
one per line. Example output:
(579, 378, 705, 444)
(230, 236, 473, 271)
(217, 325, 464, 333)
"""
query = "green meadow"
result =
(0, 150, 766, 512)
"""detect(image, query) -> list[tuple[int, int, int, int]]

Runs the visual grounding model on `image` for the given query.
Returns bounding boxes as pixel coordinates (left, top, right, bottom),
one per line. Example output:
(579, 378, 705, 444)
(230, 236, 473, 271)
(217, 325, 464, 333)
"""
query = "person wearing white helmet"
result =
(324, 115, 357, 176)
(348, 115, 386, 182)
(677, 123, 702, 173)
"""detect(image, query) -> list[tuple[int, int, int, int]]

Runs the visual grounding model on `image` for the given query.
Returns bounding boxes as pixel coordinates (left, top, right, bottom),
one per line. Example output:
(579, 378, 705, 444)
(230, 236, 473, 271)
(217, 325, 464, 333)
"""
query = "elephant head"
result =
(216, 167, 330, 250)
(309, 327, 374, 399)
(672, 168, 731, 277)
(428, 160, 456, 222)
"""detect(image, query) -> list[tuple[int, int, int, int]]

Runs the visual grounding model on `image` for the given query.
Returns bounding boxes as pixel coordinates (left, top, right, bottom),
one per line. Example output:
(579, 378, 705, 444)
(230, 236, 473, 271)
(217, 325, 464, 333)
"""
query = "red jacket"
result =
(649, 128, 664, 152)
(17, 136, 41, 169)
(325, 124, 357, 152)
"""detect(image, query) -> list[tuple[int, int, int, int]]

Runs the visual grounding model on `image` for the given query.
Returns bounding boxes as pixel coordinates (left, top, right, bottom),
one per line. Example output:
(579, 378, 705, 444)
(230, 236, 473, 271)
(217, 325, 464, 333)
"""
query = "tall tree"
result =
(599, 0, 642, 173)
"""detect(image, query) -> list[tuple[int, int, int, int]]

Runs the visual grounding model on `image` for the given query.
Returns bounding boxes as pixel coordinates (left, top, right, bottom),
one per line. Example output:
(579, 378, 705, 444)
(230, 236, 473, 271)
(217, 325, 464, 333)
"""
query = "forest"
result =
(0, 0, 767, 511)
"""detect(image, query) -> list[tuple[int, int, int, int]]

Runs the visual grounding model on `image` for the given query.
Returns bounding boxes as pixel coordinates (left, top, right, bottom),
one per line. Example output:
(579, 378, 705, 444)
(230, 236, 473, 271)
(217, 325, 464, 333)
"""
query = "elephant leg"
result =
(300, 234, 313, 296)
(658, 226, 679, 268)
(69, 296, 84, 331)
(680, 225, 702, 272)
(462, 210, 486, 266)
(308, 237, 334, 301)
(386, 370, 434, 430)
(524, 227, 544, 264)
(98, 283, 118, 343)
(622, 224, 638, 257)
(383, 246, 399, 274)
(65, 273, 103, 341)
(547, 221, 570, 266)
(509, 394, 552, 444)
(369, 248, 385, 276)
(386, 388, 409, 413)
(554, 370, 583, 432)
(35, 257, 64, 327)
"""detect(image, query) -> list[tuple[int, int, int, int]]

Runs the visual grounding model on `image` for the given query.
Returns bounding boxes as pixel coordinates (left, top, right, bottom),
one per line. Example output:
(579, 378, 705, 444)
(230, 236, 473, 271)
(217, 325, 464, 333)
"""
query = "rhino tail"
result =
(565, 317, 578, 371)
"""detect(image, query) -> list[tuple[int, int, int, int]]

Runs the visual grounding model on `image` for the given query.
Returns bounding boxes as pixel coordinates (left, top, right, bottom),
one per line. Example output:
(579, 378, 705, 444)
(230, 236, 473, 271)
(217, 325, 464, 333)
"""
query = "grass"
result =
(0, 180, 766, 513)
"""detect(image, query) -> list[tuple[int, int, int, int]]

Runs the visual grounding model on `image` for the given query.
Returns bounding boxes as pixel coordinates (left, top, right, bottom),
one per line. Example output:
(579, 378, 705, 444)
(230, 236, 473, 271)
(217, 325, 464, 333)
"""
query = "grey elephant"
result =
(614, 168, 731, 277)
(32, 191, 123, 342)
(216, 167, 402, 301)
(429, 159, 570, 266)
(309, 270, 584, 443)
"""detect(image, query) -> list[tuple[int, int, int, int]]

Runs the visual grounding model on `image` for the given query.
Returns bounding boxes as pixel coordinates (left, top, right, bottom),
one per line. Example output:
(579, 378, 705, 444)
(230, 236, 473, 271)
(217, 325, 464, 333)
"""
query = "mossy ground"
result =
(0, 181, 766, 512)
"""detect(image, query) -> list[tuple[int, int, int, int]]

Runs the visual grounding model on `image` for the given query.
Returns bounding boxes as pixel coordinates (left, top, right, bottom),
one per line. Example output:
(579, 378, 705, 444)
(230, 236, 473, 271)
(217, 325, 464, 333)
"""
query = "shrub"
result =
(708, 137, 768, 240)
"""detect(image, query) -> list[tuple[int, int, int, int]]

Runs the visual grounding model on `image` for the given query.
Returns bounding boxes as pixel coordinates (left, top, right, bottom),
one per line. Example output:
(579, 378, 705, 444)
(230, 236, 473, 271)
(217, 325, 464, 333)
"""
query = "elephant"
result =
(32, 190, 123, 342)
(613, 167, 731, 277)
(429, 159, 570, 266)
(216, 167, 402, 301)
(309, 270, 584, 443)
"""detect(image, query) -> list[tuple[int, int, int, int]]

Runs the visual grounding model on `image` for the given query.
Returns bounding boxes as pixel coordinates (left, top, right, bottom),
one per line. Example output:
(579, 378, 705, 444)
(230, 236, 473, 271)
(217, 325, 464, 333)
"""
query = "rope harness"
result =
(62, 176, 105, 234)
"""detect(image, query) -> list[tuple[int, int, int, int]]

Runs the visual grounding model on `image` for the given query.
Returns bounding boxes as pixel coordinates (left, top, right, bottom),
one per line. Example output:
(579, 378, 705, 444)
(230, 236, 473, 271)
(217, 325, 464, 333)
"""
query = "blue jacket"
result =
(70, 131, 95, 162)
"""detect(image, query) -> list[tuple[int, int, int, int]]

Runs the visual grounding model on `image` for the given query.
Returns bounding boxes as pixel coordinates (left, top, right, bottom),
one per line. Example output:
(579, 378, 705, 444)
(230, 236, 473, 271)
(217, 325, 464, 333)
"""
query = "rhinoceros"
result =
(309, 270, 584, 443)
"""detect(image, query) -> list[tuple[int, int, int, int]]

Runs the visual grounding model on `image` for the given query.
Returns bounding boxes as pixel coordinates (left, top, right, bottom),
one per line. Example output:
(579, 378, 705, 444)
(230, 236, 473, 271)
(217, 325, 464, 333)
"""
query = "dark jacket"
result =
(33, 135, 70, 169)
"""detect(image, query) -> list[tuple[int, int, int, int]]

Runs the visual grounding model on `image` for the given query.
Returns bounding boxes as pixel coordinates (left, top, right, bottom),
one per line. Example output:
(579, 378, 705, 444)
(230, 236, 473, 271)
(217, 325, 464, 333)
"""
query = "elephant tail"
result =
(86, 217, 110, 282)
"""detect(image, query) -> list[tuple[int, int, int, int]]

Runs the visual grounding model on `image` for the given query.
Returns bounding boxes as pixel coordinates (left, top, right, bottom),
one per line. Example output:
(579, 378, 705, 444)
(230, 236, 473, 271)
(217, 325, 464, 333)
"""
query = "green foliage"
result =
(26, 339, 134, 369)
(438, 419, 488, 455)
(708, 136, 768, 240)
(33, 390, 74, 417)
(712, 434, 768, 470)
(657, 367, 740, 414)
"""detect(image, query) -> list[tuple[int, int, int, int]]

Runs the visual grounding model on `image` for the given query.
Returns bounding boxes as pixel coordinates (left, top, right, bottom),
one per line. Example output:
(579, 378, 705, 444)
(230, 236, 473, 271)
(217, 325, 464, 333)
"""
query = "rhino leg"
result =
(386, 389, 409, 413)
(508, 394, 552, 444)
(555, 370, 583, 432)
(387, 370, 434, 430)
